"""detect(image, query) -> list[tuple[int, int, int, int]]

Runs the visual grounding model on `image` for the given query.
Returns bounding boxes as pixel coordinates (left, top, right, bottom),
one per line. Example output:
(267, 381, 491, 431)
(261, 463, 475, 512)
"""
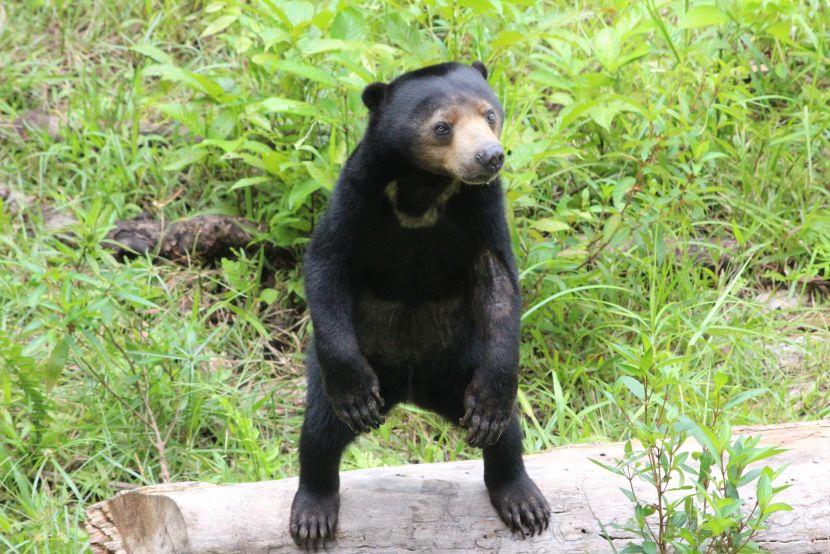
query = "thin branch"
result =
(100, 327, 172, 483)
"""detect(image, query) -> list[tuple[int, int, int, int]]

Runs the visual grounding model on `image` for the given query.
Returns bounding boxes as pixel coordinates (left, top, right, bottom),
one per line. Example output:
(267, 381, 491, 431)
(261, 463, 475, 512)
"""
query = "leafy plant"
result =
(599, 351, 792, 552)
(593, 257, 792, 552)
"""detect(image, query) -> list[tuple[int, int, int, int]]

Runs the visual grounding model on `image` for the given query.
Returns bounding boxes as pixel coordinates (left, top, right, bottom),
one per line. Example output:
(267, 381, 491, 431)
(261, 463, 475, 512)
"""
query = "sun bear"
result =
(289, 61, 550, 549)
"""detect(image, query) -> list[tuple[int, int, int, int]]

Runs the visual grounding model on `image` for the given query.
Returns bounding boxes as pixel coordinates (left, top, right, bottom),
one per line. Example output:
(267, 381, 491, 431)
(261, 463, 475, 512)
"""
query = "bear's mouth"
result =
(460, 170, 501, 185)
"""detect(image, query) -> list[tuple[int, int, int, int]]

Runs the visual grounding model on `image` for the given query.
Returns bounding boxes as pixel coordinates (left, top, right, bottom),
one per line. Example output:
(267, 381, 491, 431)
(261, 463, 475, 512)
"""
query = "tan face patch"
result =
(413, 99, 503, 184)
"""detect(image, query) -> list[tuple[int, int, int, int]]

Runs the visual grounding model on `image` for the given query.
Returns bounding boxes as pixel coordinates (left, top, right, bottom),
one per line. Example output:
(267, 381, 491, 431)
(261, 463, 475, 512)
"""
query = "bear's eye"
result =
(434, 123, 451, 136)
(486, 110, 497, 124)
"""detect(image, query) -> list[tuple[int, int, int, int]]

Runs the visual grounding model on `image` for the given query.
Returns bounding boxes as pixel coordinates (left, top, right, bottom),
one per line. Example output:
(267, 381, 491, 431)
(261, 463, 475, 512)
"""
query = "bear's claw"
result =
(460, 407, 510, 447)
(460, 383, 513, 447)
(460, 373, 517, 448)
(290, 488, 340, 551)
(489, 476, 551, 538)
(333, 386, 384, 434)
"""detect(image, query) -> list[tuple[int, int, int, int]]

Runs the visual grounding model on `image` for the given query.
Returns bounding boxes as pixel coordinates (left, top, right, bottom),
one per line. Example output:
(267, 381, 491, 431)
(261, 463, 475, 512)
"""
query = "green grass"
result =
(1, 0, 829, 551)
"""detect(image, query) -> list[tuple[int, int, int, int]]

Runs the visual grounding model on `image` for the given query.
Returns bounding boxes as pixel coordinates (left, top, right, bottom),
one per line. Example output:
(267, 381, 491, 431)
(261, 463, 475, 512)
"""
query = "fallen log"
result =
(85, 420, 830, 553)
(0, 186, 293, 267)
(104, 212, 277, 265)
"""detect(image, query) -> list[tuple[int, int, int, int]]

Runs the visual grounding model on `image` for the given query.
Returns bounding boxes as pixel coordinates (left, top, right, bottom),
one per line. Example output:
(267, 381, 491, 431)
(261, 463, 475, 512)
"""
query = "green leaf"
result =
(116, 290, 160, 309)
(229, 177, 271, 191)
(757, 469, 772, 506)
(282, 1, 314, 28)
(679, 6, 729, 29)
(255, 97, 319, 118)
(158, 103, 204, 135)
(44, 337, 69, 388)
(592, 28, 621, 72)
(737, 467, 763, 487)
(764, 502, 793, 515)
(287, 178, 323, 210)
(724, 388, 766, 410)
(703, 516, 734, 536)
(198, 137, 245, 154)
(252, 56, 338, 87)
(299, 38, 356, 55)
(713, 371, 728, 391)
(330, 8, 367, 41)
(209, 110, 236, 140)
(142, 64, 226, 100)
(766, 21, 797, 45)
(260, 288, 279, 304)
(638, 347, 653, 372)
(635, 504, 647, 527)
(201, 14, 238, 37)
(131, 44, 173, 64)
(676, 416, 721, 456)
(589, 102, 623, 130)
(615, 42, 651, 70)
(493, 30, 526, 50)
(618, 376, 645, 400)
(531, 218, 571, 234)
(163, 147, 209, 172)
(263, 151, 289, 175)
(458, 0, 497, 13)
(223, 303, 271, 339)
(589, 458, 625, 476)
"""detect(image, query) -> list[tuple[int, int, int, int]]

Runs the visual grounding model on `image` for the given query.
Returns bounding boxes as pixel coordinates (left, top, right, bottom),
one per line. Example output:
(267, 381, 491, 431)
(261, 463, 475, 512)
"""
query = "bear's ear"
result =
(362, 82, 387, 111)
(471, 60, 488, 80)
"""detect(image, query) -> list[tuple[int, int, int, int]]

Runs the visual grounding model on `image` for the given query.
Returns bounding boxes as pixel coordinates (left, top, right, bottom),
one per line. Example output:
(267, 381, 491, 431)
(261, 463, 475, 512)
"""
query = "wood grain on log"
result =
(85, 420, 830, 553)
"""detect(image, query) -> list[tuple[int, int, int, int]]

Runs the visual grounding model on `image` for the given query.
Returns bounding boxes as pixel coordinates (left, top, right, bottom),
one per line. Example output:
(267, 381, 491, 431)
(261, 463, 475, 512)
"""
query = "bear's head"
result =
(362, 62, 504, 185)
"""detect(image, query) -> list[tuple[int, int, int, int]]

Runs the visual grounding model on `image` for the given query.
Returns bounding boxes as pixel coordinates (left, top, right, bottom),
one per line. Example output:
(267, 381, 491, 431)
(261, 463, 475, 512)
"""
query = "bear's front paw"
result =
(329, 376, 385, 434)
(290, 487, 340, 551)
(460, 379, 515, 447)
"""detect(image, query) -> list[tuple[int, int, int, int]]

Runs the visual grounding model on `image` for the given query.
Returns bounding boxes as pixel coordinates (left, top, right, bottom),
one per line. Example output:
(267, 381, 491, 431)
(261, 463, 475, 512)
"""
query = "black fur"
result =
(472, 60, 488, 80)
(361, 81, 386, 110)
(289, 62, 550, 549)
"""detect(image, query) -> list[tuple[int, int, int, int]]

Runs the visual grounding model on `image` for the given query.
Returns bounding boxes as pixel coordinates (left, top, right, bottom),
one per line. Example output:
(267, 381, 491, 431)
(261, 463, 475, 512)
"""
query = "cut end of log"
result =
(84, 420, 830, 553)
(84, 500, 126, 554)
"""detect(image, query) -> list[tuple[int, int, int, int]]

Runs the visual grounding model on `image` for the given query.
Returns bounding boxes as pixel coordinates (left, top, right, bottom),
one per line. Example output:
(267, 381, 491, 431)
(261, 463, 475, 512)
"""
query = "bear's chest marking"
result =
(353, 291, 467, 367)
(385, 180, 460, 229)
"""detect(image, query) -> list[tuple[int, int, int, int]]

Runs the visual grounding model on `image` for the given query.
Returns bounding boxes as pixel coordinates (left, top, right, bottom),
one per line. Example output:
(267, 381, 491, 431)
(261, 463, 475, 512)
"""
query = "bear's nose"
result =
(475, 145, 505, 173)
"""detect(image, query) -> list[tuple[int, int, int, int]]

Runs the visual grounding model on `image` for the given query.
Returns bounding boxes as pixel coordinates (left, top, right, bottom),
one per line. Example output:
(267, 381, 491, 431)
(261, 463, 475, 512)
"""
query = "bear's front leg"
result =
(461, 249, 521, 447)
(304, 218, 385, 435)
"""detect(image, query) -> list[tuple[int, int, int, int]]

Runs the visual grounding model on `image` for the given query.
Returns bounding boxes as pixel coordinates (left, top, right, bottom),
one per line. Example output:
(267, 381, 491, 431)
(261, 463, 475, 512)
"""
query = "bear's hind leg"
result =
(420, 385, 551, 538)
(290, 351, 357, 550)
(483, 411, 550, 537)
